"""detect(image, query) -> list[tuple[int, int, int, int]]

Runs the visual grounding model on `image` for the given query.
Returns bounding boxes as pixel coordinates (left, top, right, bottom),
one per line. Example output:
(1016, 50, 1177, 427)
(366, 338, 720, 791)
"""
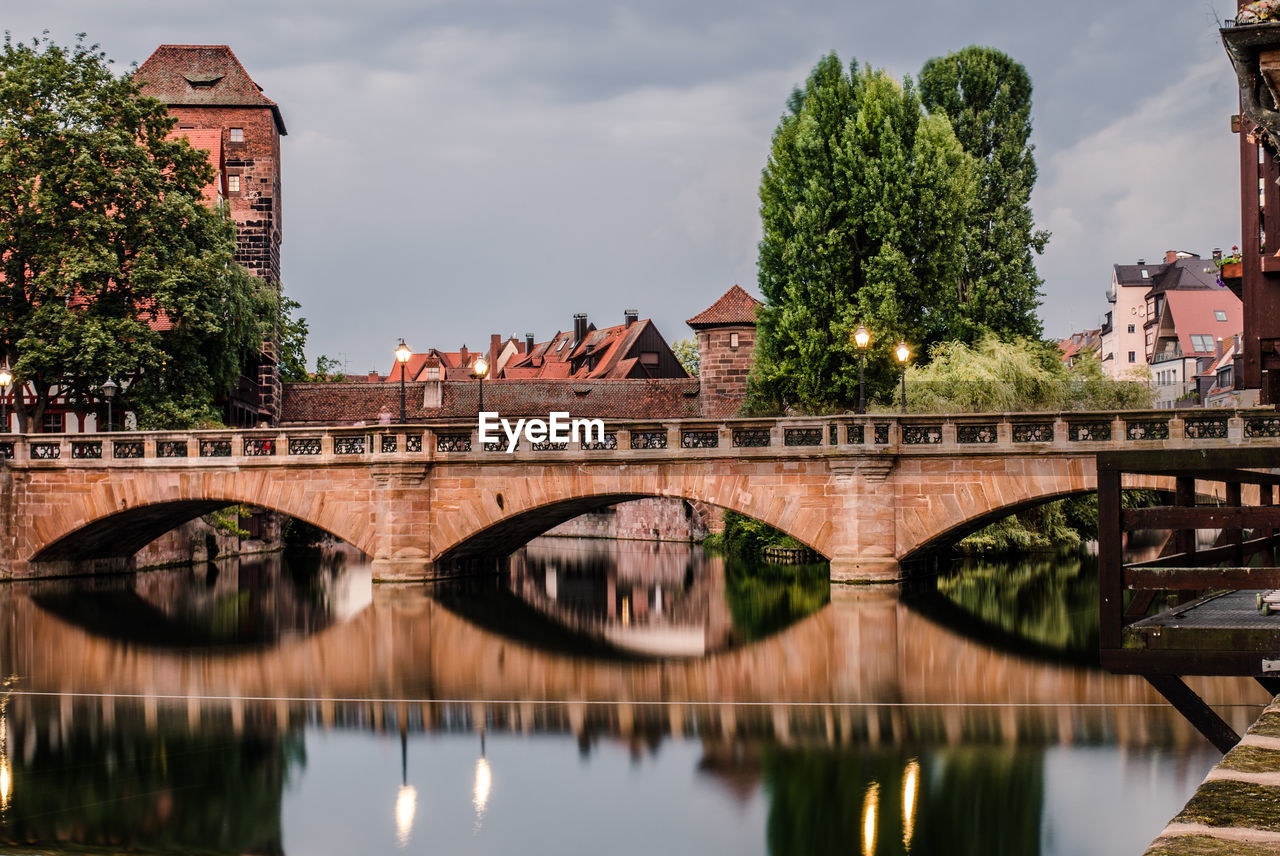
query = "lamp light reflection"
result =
(862, 781, 879, 856)
(473, 757, 491, 818)
(902, 759, 920, 850)
(395, 784, 417, 847)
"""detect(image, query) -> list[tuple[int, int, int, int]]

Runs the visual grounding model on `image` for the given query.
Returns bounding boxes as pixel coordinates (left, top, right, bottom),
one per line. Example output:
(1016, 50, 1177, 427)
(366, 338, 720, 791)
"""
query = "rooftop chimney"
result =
(490, 333, 501, 370)
(459, 345, 469, 366)
(573, 313, 588, 344)
(525, 332, 535, 353)
(624, 309, 638, 328)
(1165, 250, 1179, 264)
(1137, 259, 1146, 265)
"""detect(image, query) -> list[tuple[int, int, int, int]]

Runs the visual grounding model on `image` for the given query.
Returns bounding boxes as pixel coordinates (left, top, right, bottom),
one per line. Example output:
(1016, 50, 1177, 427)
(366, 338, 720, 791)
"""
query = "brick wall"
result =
(170, 105, 283, 421)
(697, 325, 755, 399)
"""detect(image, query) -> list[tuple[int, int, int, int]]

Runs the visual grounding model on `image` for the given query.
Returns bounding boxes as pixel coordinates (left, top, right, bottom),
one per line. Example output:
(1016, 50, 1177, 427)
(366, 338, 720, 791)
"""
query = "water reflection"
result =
(24, 548, 370, 649)
(487, 538, 828, 656)
(0, 541, 1270, 855)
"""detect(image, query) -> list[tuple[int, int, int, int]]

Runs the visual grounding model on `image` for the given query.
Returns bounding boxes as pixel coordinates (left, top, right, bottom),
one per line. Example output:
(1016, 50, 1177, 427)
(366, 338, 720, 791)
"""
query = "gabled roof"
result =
(1159, 289, 1242, 357)
(686, 285, 761, 329)
(135, 45, 287, 134)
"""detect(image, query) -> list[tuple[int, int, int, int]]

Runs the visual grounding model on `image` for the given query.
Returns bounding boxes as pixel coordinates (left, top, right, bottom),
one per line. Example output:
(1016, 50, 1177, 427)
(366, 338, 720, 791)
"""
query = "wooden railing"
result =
(1, 408, 1277, 466)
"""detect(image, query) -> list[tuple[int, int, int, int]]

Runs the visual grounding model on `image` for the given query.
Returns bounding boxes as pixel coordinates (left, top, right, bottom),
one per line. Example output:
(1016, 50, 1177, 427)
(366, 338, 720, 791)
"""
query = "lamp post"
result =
(895, 342, 910, 415)
(854, 326, 870, 414)
(473, 356, 489, 415)
(0, 368, 11, 434)
(101, 377, 118, 433)
(395, 339, 412, 424)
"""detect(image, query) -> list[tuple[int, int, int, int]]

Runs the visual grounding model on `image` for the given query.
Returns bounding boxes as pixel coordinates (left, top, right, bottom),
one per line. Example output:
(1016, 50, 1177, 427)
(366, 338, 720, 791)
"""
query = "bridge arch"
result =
(25, 469, 376, 566)
(431, 465, 834, 563)
(896, 472, 1181, 563)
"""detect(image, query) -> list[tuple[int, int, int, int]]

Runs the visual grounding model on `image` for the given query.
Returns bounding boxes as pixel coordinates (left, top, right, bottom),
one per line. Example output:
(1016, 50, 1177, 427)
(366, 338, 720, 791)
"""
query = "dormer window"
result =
(1141, 269, 1149, 278)
(229, 128, 244, 143)
(183, 73, 223, 88)
(1215, 310, 1228, 322)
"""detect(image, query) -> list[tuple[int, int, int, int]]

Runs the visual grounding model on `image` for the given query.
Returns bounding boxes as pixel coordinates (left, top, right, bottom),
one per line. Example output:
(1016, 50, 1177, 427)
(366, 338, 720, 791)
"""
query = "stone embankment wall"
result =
(542, 497, 714, 542)
(135, 510, 282, 568)
(1144, 694, 1280, 855)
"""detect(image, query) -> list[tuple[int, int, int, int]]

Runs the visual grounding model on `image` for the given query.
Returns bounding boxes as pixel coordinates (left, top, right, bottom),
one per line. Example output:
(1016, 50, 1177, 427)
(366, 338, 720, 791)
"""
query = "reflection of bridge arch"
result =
(1, 583, 1263, 726)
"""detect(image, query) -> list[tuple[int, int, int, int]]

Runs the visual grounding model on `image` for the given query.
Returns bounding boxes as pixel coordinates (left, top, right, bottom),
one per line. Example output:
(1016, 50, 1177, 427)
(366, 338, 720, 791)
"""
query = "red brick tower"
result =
(135, 45, 287, 424)
(686, 285, 761, 415)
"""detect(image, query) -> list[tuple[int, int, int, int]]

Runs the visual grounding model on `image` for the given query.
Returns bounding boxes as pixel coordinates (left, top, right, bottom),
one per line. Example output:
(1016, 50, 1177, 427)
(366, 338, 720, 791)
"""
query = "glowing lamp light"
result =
(895, 342, 910, 364)
(0, 369, 11, 387)
(854, 325, 870, 350)
(473, 356, 489, 379)
(395, 784, 417, 848)
(395, 339, 412, 365)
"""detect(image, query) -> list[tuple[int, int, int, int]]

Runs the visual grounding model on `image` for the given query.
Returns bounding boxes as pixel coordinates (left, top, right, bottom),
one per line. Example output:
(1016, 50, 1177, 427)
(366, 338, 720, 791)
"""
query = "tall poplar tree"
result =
(919, 46, 1048, 339)
(749, 54, 975, 412)
(0, 35, 275, 431)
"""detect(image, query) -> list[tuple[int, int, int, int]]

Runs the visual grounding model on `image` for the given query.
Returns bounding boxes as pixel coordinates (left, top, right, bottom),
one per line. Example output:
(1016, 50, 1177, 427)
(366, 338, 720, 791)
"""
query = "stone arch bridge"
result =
(1, 409, 1275, 581)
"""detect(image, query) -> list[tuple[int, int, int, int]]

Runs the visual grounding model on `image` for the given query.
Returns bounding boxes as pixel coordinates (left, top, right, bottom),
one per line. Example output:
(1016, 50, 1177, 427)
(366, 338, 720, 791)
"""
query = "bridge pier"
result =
(370, 555, 436, 582)
(829, 556, 901, 584)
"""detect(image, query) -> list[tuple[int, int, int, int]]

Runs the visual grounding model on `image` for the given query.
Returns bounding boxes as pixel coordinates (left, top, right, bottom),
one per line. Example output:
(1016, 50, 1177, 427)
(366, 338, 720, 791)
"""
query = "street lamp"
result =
(894, 342, 910, 415)
(101, 377, 118, 433)
(473, 355, 489, 415)
(0, 368, 11, 434)
(395, 339, 412, 424)
(854, 325, 870, 414)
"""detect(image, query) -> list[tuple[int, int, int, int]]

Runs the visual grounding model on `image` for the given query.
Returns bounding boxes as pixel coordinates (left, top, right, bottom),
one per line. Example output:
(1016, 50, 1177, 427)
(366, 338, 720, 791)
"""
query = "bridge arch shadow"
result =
(436, 493, 830, 564)
(30, 498, 360, 566)
(897, 483, 1204, 568)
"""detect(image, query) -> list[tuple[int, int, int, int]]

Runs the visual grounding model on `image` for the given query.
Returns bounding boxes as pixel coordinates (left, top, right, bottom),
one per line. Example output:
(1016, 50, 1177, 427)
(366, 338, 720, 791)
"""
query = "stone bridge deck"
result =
(2, 408, 1277, 580)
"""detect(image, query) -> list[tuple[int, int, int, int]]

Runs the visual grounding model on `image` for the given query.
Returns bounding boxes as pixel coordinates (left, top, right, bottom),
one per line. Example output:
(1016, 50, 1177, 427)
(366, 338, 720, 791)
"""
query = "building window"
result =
(42, 411, 63, 433)
(1128, 351, 1136, 363)
(1215, 310, 1228, 322)
(1127, 324, 1135, 334)
(1141, 269, 1149, 278)
(228, 175, 240, 193)
(229, 127, 244, 143)
(729, 332, 739, 349)
(640, 351, 659, 366)
(1190, 334, 1215, 353)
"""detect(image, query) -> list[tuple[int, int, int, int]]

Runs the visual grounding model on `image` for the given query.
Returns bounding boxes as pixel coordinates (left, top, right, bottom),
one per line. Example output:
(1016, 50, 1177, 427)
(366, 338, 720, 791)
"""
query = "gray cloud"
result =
(3, 0, 1247, 370)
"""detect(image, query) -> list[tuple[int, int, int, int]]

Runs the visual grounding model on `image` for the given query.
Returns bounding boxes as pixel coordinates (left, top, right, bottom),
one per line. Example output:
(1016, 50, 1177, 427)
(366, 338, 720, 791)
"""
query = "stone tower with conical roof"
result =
(686, 285, 761, 414)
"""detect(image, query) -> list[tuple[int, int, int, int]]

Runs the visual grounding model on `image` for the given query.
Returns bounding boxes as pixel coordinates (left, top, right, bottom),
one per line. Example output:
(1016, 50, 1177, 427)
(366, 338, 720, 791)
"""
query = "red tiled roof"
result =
(686, 285, 761, 329)
(281, 378, 706, 424)
(1162, 290, 1242, 357)
(135, 45, 287, 134)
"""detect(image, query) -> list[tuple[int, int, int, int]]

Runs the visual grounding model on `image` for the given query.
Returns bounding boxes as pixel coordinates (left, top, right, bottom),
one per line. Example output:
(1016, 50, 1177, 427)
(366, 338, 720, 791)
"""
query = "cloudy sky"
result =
(8, 1, 1244, 373)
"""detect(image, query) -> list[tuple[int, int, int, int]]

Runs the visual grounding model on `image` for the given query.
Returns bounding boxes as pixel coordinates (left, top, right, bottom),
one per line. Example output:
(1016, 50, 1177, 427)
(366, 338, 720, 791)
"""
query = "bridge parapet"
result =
(0, 408, 1273, 469)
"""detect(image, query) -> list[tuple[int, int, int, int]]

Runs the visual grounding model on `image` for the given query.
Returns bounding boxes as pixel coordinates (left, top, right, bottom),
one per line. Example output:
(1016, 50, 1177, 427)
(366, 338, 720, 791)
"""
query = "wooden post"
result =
(1227, 480, 1245, 567)
(1098, 463, 1124, 651)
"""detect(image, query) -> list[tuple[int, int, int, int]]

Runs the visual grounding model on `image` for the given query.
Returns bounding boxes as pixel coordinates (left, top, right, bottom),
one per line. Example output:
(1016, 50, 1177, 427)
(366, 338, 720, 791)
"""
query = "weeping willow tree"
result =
(901, 335, 1153, 413)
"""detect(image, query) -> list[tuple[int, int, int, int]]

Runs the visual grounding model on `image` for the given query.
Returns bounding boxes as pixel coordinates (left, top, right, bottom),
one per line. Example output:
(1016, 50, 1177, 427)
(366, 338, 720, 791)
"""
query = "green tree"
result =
(919, 46, 1049, 339)
(671, 336, 700, 376)
(902, 335, 1154, 413)
(279, 294, 342, 382)
(0, 35, 275, 431)
(749, 54, 976, 413)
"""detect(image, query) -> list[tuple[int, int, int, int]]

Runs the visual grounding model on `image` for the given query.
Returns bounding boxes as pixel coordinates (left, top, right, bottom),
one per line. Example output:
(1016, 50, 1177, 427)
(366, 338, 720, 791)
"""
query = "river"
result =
(0, 538, 1266, 855)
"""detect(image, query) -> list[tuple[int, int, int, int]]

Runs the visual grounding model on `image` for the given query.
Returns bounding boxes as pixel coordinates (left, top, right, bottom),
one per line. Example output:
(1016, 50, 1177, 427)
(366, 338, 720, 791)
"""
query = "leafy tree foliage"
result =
(749, 53, 976, 412)
(671, 336, 700, 377)
(0, 35, 275, 430)
(920, 46, 1048, 339)
(280, 294, 343, 382)
(901, 335, 1154, 413)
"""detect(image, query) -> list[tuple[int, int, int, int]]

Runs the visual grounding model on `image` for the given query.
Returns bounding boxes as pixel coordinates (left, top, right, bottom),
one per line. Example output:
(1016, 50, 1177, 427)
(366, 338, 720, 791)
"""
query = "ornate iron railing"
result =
(71, 441, 102, 459)
(902, 425, 943, 445)
(1184, 417, 1229, 440)
(582, 432, 618, 451)
(113, 440, 144, 459)
(244, 438, 276, 457)
(681, 431, 719, 449)
(784, 428, 823, 447)
(436, 434, 471, 453)
(957, 424, 997, 444)
(630, 430, 667, 450)
(199, 439, 232, 457)
(335, 437, 367, 455)
(1069, 421, 1111, 442)
(289, 438, 322, 456)
(1012, 422, 1053, 443)
(732, 428, 771, 448)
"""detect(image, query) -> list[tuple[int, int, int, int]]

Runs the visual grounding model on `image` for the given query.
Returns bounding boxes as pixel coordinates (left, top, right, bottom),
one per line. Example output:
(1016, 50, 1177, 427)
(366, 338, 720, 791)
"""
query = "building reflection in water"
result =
(862, 780, 879, 856)
(902, 758, 919, 851)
